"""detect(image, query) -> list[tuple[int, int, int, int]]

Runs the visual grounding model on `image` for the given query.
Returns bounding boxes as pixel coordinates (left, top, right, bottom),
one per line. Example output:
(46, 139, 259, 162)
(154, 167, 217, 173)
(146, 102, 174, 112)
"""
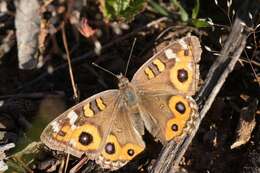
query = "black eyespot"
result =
(175, 101, 186, 114)
(177, 69, 188, 82)
(105, 143, 115, 154)
(79, 132, 93, 146)
(171, 124, 178, 131)
(127, 149, 135, 156)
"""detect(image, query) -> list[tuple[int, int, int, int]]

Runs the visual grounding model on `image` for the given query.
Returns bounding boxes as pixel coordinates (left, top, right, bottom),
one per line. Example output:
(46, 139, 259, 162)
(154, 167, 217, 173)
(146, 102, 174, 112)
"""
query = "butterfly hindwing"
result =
(139, 92, 198, 143)
(96, 102, 145, 169)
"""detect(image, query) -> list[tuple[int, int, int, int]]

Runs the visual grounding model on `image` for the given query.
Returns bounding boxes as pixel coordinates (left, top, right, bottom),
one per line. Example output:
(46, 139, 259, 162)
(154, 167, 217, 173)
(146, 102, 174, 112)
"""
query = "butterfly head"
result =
(117, 74, 130, 89)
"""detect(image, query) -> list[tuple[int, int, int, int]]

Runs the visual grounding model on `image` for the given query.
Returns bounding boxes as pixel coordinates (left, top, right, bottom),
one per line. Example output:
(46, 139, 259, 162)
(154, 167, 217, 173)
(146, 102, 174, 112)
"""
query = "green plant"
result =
(172, 0, 209, 27)
(99, 0, 147, 22)
(149, 0, 209, 28)
(148, 0, 169, 16)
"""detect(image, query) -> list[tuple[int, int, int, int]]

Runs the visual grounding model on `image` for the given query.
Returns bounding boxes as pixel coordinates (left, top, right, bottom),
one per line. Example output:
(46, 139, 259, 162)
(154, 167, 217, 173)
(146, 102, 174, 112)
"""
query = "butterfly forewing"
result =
(132, 36, 201, 96)
(41, 90, 119, 158)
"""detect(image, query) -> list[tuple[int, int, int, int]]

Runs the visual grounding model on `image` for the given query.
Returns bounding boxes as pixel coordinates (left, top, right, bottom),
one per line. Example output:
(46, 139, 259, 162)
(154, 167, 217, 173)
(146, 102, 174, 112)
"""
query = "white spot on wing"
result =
(51, 121, 60, 132)
(67, 111, 78, 125)
(178, 39, 188, 49)
(165, 49, 177, 59)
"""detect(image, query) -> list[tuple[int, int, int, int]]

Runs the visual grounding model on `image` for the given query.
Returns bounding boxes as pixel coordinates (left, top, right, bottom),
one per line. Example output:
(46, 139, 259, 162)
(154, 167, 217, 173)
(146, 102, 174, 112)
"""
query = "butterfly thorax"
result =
(117, 74, 139, 107)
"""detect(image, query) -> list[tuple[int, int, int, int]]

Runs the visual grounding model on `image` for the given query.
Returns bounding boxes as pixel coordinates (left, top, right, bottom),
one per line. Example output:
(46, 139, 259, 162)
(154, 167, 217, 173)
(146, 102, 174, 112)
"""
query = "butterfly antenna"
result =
(124, 38, 137, 76)
(92, 62, 118, 79)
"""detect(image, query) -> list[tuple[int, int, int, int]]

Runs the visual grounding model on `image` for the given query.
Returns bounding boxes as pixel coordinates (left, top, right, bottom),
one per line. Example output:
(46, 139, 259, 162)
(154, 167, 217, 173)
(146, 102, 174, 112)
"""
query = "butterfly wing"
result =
(131, 36, 201, 143)
(96, 102, 145, 170)
(132, 36, 201, 96)
(41, 90, 145, 170)
(138, 92, 198, 144)
(41, 90, 120, 158)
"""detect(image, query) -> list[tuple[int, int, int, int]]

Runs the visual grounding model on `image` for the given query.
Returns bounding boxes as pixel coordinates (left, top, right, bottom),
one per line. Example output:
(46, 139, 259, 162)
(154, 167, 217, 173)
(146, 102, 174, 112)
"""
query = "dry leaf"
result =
(231, 98, 258, 149)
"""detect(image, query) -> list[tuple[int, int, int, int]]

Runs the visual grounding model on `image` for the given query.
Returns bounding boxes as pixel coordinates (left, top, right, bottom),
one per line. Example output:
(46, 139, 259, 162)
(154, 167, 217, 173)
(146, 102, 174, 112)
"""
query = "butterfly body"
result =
(117, 75, 139, 107)
(41, 36, 202, 170)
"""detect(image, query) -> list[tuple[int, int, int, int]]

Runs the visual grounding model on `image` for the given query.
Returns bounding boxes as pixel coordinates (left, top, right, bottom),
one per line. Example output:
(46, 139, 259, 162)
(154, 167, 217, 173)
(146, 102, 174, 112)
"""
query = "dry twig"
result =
(61, 24, 79, 102)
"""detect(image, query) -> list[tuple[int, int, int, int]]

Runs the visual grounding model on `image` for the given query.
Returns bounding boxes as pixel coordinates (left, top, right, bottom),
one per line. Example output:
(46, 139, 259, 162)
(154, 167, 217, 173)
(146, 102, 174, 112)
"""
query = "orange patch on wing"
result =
(53, 124, 102, 151)
(170, 64, 193, 92)
(165, 117, 186, 140)
(121, 143, 144, 160)
(168, 96, 191, 118)
(69, 124, 101, 151)
(83, 103, 94, 117)
(153, 59, 165, 72)
(54, 125, 71, 141)
(176, 48, 193, 62)
(96, 98, 106, 111)
(144, 59, 165, 80)
(101, 134, 122, 161)
(144, 67, 155, 79)
(165, 96, 191, 141)
(169, 47, 194, 93)
(101, 135, 144, 161)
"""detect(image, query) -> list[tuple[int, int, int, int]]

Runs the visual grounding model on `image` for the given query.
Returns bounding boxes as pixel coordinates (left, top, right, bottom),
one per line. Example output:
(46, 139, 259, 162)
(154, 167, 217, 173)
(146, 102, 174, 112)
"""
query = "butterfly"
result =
(40, 35, 202, 170)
